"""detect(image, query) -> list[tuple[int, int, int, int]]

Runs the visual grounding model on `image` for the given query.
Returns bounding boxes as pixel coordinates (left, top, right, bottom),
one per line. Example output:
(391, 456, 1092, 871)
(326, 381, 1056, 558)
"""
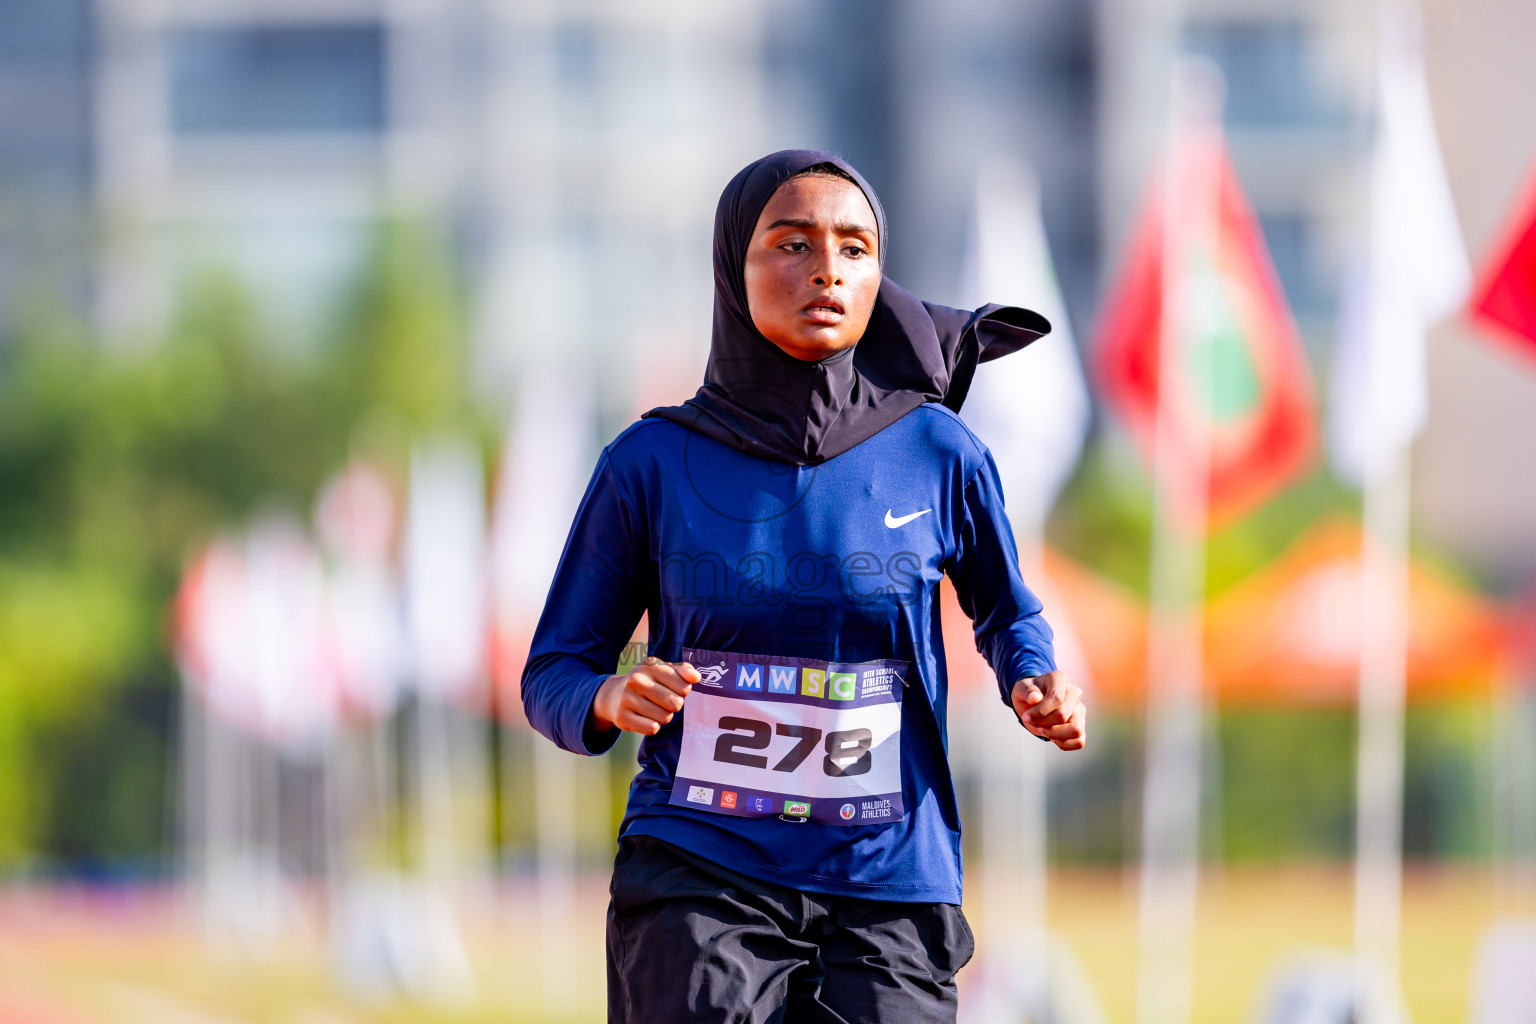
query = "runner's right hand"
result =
(591, 657, 703, 735)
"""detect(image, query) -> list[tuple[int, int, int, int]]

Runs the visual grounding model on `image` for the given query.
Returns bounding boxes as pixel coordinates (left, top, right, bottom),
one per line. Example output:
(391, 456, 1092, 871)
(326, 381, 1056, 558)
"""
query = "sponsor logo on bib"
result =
(783, 800, 810, 817)
(735, 664, 762, 690)
(839, 803, 856, 820)
(858, 798, 894, 820)
(721, 790, 738, 809)
(858, 667, 899, 699)
(686, 786, 714, 805)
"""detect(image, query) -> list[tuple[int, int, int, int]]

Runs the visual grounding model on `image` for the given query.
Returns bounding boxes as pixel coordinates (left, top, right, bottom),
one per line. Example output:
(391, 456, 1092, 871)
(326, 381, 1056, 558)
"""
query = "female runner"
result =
(521, 149, 1087, 1023)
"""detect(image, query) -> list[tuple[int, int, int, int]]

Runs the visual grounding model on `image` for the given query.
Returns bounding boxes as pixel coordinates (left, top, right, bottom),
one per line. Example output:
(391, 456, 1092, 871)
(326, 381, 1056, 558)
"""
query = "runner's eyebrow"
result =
(764, 216, 877, 237)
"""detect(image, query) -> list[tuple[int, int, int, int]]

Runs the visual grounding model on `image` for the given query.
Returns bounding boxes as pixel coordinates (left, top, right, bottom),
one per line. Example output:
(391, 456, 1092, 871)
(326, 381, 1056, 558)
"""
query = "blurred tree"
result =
(1046, 430, 1356, 600)
(0, 216, 486, 871)
(1217, 709, 1356, 862)
(1402, 700, 1493, 861)
(1047, 432, 1492, 865)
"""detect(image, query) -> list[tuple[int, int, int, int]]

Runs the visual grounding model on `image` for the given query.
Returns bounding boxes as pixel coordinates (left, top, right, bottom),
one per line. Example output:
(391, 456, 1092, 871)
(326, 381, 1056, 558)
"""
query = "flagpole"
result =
(1348, 29, 1413, 1010)
(976, 530, 1050, 1024)
(1017, 533, 1051, 983)
(1342, 4, 1472, 1017)
(1353, 443, 1411, 1024)
(1134, 58, 1224, 1024)
(959, 157, 1093, 1023)
(489, 364, 595, 1017)
(534, 735, 581, 1014)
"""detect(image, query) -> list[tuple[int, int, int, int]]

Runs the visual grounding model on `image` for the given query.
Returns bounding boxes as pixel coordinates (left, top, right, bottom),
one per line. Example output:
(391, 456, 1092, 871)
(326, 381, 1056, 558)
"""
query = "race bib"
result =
(668, 646, 909, 826)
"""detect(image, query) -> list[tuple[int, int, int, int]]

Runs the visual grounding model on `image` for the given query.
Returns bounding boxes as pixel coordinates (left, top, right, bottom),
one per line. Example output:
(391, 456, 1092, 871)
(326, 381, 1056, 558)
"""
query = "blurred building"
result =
(762, 0, 1102, 334)
(0, 0, 1404, 368)
(0, 0, 96, 335)
(1098, 0, 1368, 341)
(94, 0, 449, 351)
(76, 0, 768, 403)
(468, 1, 770, 434)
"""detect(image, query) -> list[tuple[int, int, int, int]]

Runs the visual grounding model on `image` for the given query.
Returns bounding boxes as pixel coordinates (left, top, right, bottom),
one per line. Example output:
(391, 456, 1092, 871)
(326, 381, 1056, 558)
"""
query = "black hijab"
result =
(641, 149, 1051, 465)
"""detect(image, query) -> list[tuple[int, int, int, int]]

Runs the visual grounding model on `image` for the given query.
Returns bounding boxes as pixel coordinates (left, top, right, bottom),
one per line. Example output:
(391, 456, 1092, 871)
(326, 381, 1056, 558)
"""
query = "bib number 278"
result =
(713, 717, 872, 778)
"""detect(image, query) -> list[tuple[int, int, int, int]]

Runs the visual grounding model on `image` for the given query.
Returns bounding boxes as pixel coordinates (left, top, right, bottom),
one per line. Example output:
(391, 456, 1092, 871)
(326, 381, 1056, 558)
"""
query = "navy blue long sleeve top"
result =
(519, 402, 1056, 904)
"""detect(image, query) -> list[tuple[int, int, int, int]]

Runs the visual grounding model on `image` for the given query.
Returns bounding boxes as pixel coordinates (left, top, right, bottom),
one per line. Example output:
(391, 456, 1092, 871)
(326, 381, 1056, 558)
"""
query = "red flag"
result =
(1093, 138, 1317, 529)
(1470, 165, 1536, 355)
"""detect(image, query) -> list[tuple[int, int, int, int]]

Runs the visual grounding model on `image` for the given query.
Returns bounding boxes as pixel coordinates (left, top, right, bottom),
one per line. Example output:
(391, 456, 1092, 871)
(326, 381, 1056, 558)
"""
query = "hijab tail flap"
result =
(973, 304, 1052, 363)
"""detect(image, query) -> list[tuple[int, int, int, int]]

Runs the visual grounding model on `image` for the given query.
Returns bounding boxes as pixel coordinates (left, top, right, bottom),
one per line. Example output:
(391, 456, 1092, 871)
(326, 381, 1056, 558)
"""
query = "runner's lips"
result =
(803, 296, 845, 322)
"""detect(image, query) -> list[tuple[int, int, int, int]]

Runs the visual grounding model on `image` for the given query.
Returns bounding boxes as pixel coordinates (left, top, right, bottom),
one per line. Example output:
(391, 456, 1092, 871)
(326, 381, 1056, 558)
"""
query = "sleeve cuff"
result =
(995, 650, 1058, 707)
(580, 710, 623, 756)
(566, 670, 623, 756)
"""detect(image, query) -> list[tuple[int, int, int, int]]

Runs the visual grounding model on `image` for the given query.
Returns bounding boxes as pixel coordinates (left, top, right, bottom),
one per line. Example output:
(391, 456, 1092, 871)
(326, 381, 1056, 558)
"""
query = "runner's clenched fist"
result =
(1010, 670, 1086, 751)
(592, 656, 703, 735)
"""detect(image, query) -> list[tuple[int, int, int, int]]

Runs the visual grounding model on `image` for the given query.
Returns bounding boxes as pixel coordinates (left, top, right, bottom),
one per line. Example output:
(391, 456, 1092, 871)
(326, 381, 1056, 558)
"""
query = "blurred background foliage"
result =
(1038, 434, 1496, 867)
(0, 217, 490, 873)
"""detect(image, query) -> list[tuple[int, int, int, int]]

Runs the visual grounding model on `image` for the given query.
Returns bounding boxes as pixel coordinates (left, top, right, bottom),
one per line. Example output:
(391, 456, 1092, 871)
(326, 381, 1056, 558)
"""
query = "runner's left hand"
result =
(1010, 671, 1086, 751)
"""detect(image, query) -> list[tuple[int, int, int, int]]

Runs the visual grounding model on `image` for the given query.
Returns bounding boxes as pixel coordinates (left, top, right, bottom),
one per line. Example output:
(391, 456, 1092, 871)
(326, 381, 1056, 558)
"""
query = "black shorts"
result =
(605, 833, 975, 1023)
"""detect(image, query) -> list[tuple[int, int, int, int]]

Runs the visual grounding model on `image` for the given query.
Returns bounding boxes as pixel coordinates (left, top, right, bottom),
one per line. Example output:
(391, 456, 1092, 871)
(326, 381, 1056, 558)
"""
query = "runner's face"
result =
(742, 175, 881, 362)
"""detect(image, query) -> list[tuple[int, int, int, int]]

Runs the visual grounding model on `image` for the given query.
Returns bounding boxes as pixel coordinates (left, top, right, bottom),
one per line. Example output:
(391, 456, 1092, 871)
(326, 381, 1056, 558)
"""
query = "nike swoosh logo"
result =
(885, 508, 932, 528)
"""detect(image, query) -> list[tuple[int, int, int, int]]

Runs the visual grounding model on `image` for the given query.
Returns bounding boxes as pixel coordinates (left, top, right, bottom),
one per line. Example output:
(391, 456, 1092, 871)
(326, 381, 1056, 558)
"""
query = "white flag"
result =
(1328, 0, 1471, 489)
(405, 438, 489, 701)
(490, 364, 597, 640)
(178, 538, 261, 732)
(315, 461, 407, 720)
(956, 158, 1092, 533)
(245, 517, 338, 747)
(956, 158, 1095, 691)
